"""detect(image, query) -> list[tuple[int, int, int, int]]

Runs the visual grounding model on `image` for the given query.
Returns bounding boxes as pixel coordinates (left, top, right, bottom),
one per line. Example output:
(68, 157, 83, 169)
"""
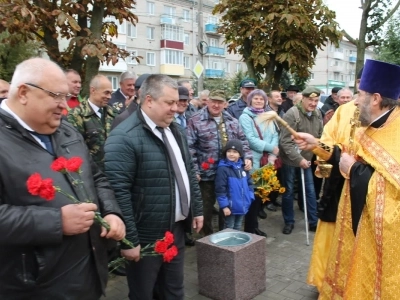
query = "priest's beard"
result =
(359, 96, 372, 127)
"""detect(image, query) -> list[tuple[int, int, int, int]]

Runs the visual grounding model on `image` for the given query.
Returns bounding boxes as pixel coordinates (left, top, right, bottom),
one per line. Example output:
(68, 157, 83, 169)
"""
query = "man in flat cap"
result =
(279, 86, 323, 235)
(226, 79, 256, 119)
(281, 84, 300, 113)
(187, 89, 252, 236)
(295, 59, 400, 299)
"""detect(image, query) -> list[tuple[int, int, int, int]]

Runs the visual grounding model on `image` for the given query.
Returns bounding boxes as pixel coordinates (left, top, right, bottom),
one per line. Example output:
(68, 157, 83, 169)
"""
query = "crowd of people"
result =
(0, 56, 399, 300)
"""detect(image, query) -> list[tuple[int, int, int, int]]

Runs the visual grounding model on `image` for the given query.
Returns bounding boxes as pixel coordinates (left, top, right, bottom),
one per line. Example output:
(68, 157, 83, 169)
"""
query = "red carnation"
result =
(38, 178, 56, 201)
(201, 162, 210, 170)
(154, 240, 168, 254)
(164, 231, 174, 246)
(27, 173, 43, 196)
(66, 157, 83, 172)
(163, 245, 178, 262)
(208, 158, 215, 164)
(51, 157, 68, 172)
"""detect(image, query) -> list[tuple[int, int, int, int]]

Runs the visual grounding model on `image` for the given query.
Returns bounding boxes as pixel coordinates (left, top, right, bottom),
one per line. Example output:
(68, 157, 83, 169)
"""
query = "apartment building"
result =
(99, 0, 247, 90)
(309, 40, 375, 94)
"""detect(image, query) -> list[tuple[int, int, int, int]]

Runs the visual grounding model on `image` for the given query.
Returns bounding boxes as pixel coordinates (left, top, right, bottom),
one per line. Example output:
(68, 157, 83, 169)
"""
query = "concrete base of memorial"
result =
(196, 229, 266, 300)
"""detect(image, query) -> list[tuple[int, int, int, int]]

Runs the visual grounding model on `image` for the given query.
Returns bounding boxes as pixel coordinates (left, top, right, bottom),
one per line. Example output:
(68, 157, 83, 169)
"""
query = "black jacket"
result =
(0, 109, 122, 299)
(104, 108, 203, 247)
(320, 96, 338, 117)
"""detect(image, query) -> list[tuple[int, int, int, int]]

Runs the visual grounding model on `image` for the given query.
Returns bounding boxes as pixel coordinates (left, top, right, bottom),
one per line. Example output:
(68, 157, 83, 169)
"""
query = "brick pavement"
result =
(102, 204, 318, 300)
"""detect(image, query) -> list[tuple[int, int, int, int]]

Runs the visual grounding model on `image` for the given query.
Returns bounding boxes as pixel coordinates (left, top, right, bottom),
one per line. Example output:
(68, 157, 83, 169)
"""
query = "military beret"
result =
(209, 89, 226, 101)
(302, 87, 321, 98)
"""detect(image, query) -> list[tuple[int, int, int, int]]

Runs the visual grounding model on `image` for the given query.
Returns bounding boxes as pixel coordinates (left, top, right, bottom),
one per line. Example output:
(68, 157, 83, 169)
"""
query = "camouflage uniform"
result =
(67, 100, 118, 171)
(187, 106, 252, 235)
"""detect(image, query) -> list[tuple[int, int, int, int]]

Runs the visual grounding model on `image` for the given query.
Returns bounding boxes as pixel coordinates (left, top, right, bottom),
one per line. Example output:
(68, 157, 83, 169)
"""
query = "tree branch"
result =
(366, 40, 380, 47)
(375, 0, 400, 28)
(342, 29, 357, 45)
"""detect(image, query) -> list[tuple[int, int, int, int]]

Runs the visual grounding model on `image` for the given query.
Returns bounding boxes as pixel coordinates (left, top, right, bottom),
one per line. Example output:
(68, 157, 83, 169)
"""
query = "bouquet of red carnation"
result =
(26, 156, 179, 271)
(201, 157, 215, 170)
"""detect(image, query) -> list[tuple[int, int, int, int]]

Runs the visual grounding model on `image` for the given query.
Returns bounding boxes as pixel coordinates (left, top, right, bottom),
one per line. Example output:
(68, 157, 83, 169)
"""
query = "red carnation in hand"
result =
(66, 157, 83, 172)
(51, 157, 68, 172)
(163, 245, 178, 262)
(207, 158, 215, 164)
(154, 240, 168, 254)
(27, 173, 43, 195)
(201, 162, 210, 170)
(164, 231, 174, 246)
(38, 178, 56, 201)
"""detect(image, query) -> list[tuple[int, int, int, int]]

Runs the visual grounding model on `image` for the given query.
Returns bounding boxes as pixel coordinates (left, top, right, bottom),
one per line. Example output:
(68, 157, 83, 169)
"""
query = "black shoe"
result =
(254, 228, 267, 237)
(258, 208, 267, 219)
(266, 203, 277, 212)
(185, 234, 196, 246)
(309, 224, 317, 232)
(282, 224, 294, 234)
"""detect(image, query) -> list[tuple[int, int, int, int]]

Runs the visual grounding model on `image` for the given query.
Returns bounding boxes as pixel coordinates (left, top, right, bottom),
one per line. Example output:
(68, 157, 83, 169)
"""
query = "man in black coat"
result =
(105, 74, 204, 300)
(109, 71, 137, 113)
(0, 58, 125, 299)
(281, 84, 300, 113)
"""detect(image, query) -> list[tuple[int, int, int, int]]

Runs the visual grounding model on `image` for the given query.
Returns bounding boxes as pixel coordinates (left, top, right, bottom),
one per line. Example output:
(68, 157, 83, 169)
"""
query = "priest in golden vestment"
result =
(295, 59, 400, 299)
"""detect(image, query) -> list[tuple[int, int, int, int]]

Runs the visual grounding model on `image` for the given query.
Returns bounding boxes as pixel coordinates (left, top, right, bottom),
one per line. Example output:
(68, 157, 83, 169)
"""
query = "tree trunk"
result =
(355, 6, 369, 90)
(272, 63, 283, 91)
(82, 1, 104, 97)
(264, 54, 276, 91)
(70, 1, 88, 79)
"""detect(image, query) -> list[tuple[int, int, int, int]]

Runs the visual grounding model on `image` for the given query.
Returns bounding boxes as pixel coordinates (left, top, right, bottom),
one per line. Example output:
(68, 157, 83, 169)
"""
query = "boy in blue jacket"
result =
(215, 139, 255, 230)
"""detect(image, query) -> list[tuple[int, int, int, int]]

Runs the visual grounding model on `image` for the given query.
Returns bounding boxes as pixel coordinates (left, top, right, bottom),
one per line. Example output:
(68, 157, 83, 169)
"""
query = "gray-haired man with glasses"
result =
(0, 57, 125, 299)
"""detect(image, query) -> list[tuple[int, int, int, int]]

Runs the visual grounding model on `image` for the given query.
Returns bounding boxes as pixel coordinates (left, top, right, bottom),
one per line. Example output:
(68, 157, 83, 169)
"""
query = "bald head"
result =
(89, 75, 112, 107)
(0, 80, 9, 98)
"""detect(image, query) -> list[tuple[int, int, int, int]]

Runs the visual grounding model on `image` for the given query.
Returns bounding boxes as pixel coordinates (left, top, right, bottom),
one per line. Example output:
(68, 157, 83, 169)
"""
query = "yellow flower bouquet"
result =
(251, 164, 285, 203)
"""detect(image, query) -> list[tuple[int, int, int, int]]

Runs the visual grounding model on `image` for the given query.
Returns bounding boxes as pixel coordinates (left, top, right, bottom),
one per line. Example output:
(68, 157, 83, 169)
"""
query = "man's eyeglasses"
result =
(25, 83, 72, 102)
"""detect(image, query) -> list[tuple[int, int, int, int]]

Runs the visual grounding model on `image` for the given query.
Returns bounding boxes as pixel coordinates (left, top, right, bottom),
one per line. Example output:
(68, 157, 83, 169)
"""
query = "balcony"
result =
(331, 65, 344, 72)
(205, 69, 224, 78)
(160, 14, 180, 25)
(160, 64, 184, 76)
(349, 56, 356, 63)
(205, 46, 225, 56)
(333, 51, 344, 60)
(205, 23, 220, 35)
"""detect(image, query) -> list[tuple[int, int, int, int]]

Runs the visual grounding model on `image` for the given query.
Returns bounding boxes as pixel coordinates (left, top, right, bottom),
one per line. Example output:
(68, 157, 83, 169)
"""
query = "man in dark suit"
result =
(109, 71, 136, 113)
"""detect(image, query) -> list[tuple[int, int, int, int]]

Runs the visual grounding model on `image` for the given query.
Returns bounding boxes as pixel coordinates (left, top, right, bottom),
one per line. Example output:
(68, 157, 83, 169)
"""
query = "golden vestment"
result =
(307, 101, 357, 291)
(319, 106, 400, 299)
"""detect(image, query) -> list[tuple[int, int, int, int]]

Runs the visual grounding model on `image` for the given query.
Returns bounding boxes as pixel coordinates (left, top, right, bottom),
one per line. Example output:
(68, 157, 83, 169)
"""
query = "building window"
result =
(236, 63, 241, 72)
(195, 12, 199, 23)
(164, 5, 175, 16)
(333, 72, 340, 81)
(104, 16, 126, 35)
(147, 27, 155, 40)
(126, 48, 138, 65)
(127, 23, 137, 38)
(209, 38, 218, 47)
(147, 2, 155, 15)
(225, 62, 230, 73)
(107, 76, 118, 90)
(146, 52, 156, 66)
(161, 24, 184, 42)
(211, 60, 222, 70)
(184, 33, 189, 45)
(184, 56, 190, 69)
(183, 9, 190, 22)
(161, 49, 183, 65)
(208, 16, 218, 24)
(310, 72, 314, 80)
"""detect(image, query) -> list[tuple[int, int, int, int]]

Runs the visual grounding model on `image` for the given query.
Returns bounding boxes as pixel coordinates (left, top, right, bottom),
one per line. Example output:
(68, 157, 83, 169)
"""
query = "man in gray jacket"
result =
(279, 87, 323, 234)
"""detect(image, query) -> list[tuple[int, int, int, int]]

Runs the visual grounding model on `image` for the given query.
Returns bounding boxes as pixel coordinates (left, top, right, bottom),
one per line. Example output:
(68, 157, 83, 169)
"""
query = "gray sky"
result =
(325, 0, 362, 39)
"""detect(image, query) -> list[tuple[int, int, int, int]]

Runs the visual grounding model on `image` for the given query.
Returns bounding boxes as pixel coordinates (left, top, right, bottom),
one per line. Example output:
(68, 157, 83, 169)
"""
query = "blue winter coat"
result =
(215, 158, 255, 215)
(239, 107, 279, 173)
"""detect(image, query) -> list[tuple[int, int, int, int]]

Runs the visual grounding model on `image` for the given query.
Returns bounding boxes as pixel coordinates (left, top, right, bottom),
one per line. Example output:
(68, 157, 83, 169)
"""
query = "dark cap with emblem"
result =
(240, 79, 257, 88)
(359, 59, 400, 100)
(331, 87, 341, 94)
(209, 89, 226, 101)
(178, 86, 189, 100)
(287, 85, 300, 92)
(135, 73, 151, 89)
(302, 86, 321, 98)
(222, 139, 243, 157)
